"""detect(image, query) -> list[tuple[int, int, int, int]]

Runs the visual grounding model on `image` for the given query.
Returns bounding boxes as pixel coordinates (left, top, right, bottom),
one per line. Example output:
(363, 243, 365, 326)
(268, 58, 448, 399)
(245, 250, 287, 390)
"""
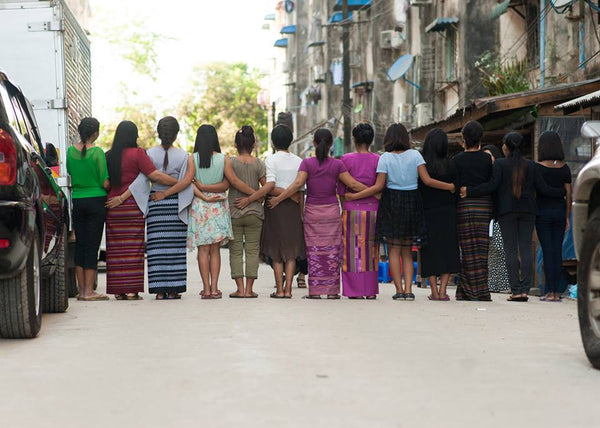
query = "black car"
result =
(0, 71, 71, 338)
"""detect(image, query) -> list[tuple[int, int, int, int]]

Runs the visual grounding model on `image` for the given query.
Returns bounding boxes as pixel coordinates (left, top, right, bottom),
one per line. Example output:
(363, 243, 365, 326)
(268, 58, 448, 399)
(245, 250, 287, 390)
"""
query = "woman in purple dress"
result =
(338, 123, 380, 299)
(269, 128, 367, 299)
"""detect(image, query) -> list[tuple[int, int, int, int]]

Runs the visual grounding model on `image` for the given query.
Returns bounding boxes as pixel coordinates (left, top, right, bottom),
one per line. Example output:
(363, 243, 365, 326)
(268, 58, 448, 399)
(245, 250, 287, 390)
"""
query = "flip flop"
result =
(283, 295, 292, 299)
(297, 278, 307, 288)
(327, 294, 341, 300)
(507, 295, 528, 302)
(125, 294, 143, 301)
(245, 293, 259, 298)
(302, 295, 321, 299)
(167, 293, 182, 300)
(366, 295, 377, 300)
(77, 294, 109, 301)
(439, 295, 450, 301)
(229, 293, 245, 298)
(270, 292, 285, 299)
(115, 294, 127, 301)
(427, 295, 439, 301)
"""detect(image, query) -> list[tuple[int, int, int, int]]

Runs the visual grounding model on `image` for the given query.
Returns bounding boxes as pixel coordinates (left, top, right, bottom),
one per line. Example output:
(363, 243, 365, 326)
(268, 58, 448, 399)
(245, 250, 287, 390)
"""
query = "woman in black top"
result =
(419, 129, 460, 301)
(536, 131, 572, 302)
(482, 145, 511, 294)
(461, 132, 566, 302)
(452, 121, 493, 301)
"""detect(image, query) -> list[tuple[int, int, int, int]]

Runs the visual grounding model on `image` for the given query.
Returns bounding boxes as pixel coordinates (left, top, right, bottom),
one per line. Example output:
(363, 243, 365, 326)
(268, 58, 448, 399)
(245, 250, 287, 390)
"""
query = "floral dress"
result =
(187, 152, 234, 247)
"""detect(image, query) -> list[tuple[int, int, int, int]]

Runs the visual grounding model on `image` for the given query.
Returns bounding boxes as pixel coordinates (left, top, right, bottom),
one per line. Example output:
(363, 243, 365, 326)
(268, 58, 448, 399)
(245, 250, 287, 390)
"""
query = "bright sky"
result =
(89, 0, 277, 120)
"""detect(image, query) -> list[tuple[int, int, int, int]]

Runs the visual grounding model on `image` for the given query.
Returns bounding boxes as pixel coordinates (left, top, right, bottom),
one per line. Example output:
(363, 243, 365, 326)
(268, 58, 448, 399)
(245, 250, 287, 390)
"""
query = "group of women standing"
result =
(67, 115, 571, 303)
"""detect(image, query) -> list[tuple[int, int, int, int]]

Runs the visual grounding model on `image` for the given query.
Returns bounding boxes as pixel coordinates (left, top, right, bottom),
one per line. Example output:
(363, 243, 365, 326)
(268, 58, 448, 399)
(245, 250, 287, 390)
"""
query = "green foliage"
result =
(475, 51, 530, 97)
(106, 20, 171, 81)
(178, 62, 268, 152)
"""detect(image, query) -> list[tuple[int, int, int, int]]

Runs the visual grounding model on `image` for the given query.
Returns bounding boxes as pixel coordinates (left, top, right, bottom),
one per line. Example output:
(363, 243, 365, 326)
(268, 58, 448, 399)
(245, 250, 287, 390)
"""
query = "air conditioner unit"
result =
(397, 103, 413, 124)
(414, 102, 433, 127)
(312, 65, 326, 83)
(380, 30, 405, 49)
(410, 0, 432, 6)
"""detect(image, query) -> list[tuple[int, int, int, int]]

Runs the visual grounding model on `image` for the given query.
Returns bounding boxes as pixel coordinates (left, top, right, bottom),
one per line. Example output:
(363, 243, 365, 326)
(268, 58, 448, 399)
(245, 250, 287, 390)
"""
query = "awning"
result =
(280, 25, 296, 34)
(554, 90, 600, 115)
(333, 0, 372, 11)
(264, 13, 276, 21)
(328, 11, 353, 24)
(425, 17, 459, 33)
(307, 40, 325, 48)
(490, 0, 510, 19)
(274, 38, 288, 48)
(351, 81, 374, 91)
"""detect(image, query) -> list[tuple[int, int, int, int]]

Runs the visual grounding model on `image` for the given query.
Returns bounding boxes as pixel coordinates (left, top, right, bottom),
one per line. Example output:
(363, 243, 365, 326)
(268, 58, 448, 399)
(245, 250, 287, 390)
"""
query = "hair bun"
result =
(241, 125, 254, 136)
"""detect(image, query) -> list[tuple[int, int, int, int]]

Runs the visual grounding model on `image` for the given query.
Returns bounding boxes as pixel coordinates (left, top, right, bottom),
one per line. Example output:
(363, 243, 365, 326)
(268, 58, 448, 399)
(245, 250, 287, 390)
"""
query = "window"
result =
(445, 29, 457, 81)
(526, 1, 540, 68)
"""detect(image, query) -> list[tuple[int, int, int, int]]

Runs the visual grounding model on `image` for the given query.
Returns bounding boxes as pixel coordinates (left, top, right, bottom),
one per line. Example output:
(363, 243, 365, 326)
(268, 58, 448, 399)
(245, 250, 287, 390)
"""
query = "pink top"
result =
(108, 147, 157, 198)
(298, 156, 347, 205)
(338, 152, 380, 210)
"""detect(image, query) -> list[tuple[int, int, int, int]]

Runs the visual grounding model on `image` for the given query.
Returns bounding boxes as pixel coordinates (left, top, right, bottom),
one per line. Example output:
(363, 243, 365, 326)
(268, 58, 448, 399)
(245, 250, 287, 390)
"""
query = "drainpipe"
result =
(540, 0, 546, 88)
(579, 20, 585, 69)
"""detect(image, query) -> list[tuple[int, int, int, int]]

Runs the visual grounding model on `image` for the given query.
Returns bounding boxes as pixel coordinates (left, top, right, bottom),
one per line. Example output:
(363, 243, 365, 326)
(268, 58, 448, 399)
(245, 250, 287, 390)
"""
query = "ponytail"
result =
(77, 117, 100, 158)
(503, 132, 526, 199)
(156, 116, 180, 170)
(313, 128, 333, 164)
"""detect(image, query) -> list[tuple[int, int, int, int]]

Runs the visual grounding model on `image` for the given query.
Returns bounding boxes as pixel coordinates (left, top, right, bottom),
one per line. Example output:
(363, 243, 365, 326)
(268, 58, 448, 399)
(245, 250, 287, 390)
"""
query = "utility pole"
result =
(342, 0, 351, 153)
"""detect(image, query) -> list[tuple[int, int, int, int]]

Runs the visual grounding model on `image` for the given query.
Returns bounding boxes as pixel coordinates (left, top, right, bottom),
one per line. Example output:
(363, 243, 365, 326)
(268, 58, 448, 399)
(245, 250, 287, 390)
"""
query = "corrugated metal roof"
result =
(554, 90, 600, 114)
(425, 17, 459, 33)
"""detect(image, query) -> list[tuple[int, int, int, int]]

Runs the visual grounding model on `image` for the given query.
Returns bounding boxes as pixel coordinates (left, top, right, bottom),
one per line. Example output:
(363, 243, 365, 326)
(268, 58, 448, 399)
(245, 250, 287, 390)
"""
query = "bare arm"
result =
(418, 165, 455, 192)
(103, 178, 110, 191)
(267, 171, 308, 208)
(223, 157, 257, 196)
(106, 188, 132, 209)
(195, 178, 230, 193)
(151, 156, 195, 201)
(345, 173, 387, 201)
(338, 171, 368, 192)
(148, 170, 178, 186)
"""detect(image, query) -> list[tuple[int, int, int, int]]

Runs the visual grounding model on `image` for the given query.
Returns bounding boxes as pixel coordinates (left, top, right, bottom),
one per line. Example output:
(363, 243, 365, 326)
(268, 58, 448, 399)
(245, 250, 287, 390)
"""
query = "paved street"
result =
(1, 250, 598, 428)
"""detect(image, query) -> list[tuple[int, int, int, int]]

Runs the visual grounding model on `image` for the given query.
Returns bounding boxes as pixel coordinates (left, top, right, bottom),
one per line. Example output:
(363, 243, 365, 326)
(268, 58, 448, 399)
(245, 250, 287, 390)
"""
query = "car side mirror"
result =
(44, 142, 59, 167)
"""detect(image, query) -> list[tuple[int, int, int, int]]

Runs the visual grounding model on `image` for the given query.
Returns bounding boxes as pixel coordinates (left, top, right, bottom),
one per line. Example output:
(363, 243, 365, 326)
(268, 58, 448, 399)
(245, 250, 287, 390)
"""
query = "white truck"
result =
(0, 0, 92, 295)
(0, 0, 91, 186)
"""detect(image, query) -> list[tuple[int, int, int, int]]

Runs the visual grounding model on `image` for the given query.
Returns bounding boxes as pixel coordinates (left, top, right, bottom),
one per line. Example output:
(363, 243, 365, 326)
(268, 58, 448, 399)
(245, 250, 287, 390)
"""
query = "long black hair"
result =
(106, 120, 139, 188)
(157, 116, 180, 170)
(422, 128, 449, 177)
(77, 117, 100, 157)
(193, 124, 221, 169)
(314, 128, 333, 164)
(503, 131, 527, 199)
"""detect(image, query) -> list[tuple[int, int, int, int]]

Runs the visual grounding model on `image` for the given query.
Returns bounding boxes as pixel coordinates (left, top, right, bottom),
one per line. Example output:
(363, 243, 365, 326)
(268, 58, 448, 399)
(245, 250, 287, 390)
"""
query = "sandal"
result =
(211, 290, 222, 299)
(125, 293, 143, 301)
(244, 292, 259, 298)
(297, 277, 307, 288)
(439, 295, 450, 301)
(405, 293, 415, 301)
(270, 292, 285, 299)
(327, 294, 341, 300)
(366, 295, 377, 300)
(283, 295, 292, 299)
(427, 295, 439, 301)
(155, 293, 166, 300)
(507, 295, 528, 302)
(348, 296, 364, 299)
(167, 293, 181, 300)
(77, 294, 109, 301)
(229, 292, 245, 298)
(115, 294, 127, 300)
(302, 295, 321, 299)
(201, 293, 215, 300)
(392, 293, 405, 301)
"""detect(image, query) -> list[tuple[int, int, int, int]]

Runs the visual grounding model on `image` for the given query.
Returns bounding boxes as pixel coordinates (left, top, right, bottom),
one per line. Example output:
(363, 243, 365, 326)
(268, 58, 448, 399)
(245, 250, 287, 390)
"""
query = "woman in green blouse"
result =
(66, 117, 110, 301)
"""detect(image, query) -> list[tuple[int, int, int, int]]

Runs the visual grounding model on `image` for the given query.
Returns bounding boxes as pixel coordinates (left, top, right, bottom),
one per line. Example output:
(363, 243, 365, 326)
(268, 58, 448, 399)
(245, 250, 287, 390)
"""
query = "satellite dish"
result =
(387, 54, 414, 82)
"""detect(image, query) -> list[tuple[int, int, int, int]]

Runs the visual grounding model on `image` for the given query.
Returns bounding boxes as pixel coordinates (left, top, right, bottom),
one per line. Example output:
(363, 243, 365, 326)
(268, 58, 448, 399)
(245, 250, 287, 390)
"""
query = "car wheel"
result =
(578, 210, 600, 369)
(41, 224, 69, 313)
(0, 229, 42, 338)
